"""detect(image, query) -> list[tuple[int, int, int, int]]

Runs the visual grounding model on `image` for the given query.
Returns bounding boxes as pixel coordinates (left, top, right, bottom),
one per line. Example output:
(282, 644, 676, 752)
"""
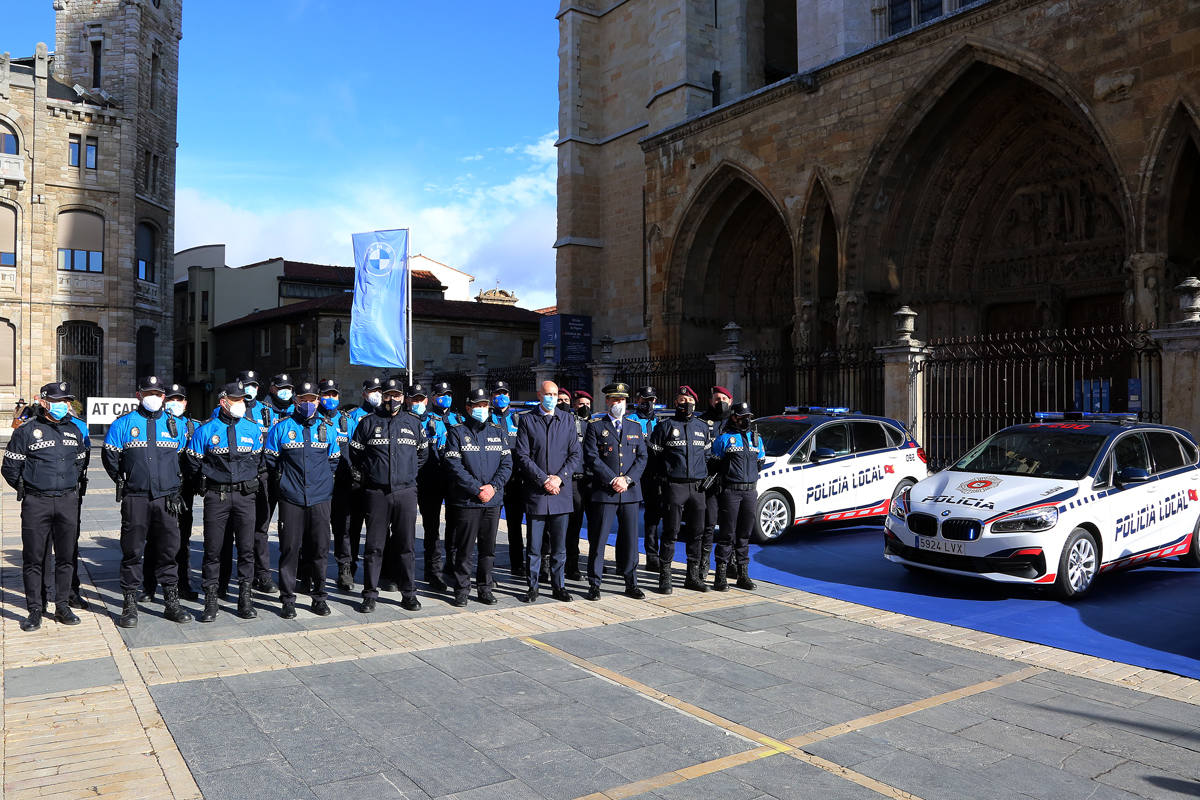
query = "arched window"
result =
(0, 205, 15, 267)
(0, 121, 17, 155)
(136, 222, 156, 281)
(0, 317, 14, 386)
(56, 210, 104, 273)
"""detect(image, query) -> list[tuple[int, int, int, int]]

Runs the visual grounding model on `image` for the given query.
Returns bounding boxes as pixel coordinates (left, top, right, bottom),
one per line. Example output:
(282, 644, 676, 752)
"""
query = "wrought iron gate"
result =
(57, 321, 103, 405)
(613, 353, 715, 400)
(919, 325, 1161, 470)
(742, 346, 885, 417)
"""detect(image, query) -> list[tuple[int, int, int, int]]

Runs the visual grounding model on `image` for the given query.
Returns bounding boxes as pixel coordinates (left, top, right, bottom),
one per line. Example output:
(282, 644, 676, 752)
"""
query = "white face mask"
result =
(367, 391, 382, 407)
(227, 401, 246, 419)
(141, 395, 164, 413)
(244, 385, 258, 400)
(276, 389, 293, 403)
(165, 400, 186, 417)
(608, 401, 626, 418)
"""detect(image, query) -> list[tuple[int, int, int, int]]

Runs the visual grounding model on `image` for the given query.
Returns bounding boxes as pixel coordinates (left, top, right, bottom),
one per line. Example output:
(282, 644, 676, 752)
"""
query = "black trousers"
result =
(251, 477, 277, 580)
(120, 495, 181, 592)
(363, 486, 418, 599)
(443, 505, 500, 593)
(40, 488, 85, 605)
(22, 491, 78, 612)
(700, 484, 719, 564)
(202, 488, 256, 588)
(716, 488, 757, 565)
(145, 488, 194, 594)
(526, 513, 567, 592)
(586, 501, 639, 589)
(504, 475, 525, 568)
(417, 480, 446, 576)
(331, 473, 365, 571)
(565, 477, 587, 571)
(277, 499, 331, 603)
(660, 481, 705, 565)
(642, 478, 663, 561)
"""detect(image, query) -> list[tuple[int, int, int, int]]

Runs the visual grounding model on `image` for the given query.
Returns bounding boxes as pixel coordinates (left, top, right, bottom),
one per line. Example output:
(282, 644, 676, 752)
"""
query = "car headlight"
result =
(990, 506, 1059, 533)
(889, 489, 910, 521)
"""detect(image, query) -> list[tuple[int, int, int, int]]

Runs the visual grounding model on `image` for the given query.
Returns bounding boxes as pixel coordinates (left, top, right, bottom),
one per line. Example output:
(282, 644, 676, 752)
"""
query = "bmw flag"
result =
(350, 228, 410, 368)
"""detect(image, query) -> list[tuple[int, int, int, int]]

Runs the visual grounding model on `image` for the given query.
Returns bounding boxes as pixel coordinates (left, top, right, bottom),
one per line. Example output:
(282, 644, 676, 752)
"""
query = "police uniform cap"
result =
(218, 381, 247, 399)
(491, 380, 511, 394)
(636, 385, 657, 400)
(137, 375, 165, 393)
(382, 378, 405, 394)
(165, 383, 187, 399)
(466, 388, 490, 404)
(40, 381, 74, 400)
(237, 370, 260, 386)
(295, 381, 319, 399)
(318, 378, 339, 394)
(602, 382, 630, 399)
(574, 390, 593, 402)
(677, 385, 698, 401)
(407, 382, 428, 398)
(271, 373, 294, 389)
(432, 381, 453, 395)
(730, 401, 753, 417)
(361, 376, 383, 391)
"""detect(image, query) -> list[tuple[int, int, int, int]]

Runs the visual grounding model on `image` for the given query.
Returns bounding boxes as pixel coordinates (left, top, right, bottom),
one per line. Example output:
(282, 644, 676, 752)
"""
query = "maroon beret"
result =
(677, 385, 698, 400)
(574, 390, 592, 402)
(711, 385, 732, 399)
(558, 388, 573, 400)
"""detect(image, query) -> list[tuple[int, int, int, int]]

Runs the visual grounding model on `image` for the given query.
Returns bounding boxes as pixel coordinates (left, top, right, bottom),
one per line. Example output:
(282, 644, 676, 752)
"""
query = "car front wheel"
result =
(754, 490, 793, 544)
(1054, 528, 1099, 600)
(1180, 515, 1200, 568)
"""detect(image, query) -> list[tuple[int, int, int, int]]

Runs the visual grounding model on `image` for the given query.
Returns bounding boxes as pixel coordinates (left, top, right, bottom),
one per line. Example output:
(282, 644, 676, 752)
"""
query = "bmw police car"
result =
(753, 408, 930, 542)
(884, 412, 1200, 599)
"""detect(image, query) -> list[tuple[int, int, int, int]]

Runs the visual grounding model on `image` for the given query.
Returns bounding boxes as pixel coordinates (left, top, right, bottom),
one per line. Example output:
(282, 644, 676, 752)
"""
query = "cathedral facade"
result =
(555, 0, 1200, 357)
(0, 0, 180, 418)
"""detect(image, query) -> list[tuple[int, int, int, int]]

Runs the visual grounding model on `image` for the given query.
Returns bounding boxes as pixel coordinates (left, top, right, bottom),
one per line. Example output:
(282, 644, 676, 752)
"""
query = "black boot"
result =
(736, 561, 756, 591)
(253, 574, 278, 594)
(55, 603, 81, 626)
(657, 564, 673, 595)
(237, 580, 257, 619)
(699, 543, 713, 582)
(162, 585, 193, 624)
(20, 608, 42, 632)
(117, 590, 139, 628)
(337, 564, 354, 591)
(645, 553, 661, 573)
(137, 587, 153, 603)
(713, 561, 729, 592)
(198, 588, 219, 623)
(684, 561, 708, 592)
(68, 592, 89, 610)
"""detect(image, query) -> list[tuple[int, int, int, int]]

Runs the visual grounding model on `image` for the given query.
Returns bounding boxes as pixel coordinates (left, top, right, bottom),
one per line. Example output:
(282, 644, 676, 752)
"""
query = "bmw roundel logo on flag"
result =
(363, 241, 397, 277)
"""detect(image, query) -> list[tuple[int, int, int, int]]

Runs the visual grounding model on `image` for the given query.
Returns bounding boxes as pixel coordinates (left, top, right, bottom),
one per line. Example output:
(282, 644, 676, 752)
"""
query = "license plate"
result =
(917, 537, 965, 555)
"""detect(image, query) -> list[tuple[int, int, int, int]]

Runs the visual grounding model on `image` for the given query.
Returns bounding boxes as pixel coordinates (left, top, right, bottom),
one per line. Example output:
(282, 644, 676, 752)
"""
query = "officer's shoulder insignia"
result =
(211, 434, 220, 445)
(288, 430, 296, 440)
(32, 428, 43, 439)
(131, 427, 140, 438)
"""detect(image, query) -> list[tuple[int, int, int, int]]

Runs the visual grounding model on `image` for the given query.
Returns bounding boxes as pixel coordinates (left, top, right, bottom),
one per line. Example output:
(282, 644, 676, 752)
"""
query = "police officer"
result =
(711, 402, 763, 592)
(489, 381, 526, 578)
(417, 380, 461, 590)
(245, 373, 296, 595)
(239, 369, 276, 431)
(103, 376, 193, 627)
(143, 384, 203, 602)
(564, 389, 593, 581)
(647, 386, 712, 594)
(348, 378, 427, 613)
(295, 378, 351, 592)
(515, 380, 582, 603)
(699, 385, 734, 582)
(3, 382, 89, 631)
(442, 388, 512, 606)
(583, 383, 647, 600)
(331, 377, 380, 589)
(628, 386, 662, 573)
(186, 381, 264, 622)
(264, 381, 340, 618)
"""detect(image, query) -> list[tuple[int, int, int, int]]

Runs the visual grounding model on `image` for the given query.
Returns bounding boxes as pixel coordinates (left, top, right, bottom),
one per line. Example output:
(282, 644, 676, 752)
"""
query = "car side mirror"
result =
(811, 447, 837, 463)
(1116, 466, 1150, 485)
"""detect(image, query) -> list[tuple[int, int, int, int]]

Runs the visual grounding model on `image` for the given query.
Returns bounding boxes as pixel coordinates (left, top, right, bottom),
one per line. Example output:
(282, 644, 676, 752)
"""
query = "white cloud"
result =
(459, 153, 484, 162)
(174, 131, 559, 308)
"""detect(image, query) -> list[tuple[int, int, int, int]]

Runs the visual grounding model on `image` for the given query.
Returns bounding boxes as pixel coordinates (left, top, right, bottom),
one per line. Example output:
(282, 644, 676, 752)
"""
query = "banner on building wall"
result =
(350, 228, 411, 368)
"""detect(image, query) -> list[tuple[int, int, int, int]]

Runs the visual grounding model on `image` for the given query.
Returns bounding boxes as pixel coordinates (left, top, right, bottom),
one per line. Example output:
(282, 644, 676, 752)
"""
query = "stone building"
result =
(0, 0, 181, 420)
(555, 0, 1200, 357)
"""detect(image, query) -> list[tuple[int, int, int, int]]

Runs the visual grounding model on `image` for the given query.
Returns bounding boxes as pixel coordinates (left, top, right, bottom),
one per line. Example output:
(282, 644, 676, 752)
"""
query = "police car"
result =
(884, 412, 1200, 599)
(753, 408, 929, 543)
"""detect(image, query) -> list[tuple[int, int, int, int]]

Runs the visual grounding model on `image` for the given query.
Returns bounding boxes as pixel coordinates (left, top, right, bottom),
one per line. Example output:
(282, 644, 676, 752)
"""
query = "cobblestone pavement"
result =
(3, 465, 1199, 799)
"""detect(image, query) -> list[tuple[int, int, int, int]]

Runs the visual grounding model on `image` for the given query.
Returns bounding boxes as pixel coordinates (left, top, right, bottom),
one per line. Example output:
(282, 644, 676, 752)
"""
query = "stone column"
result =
(468, 352, 489, 392)
(875, 306, 928, 442)
(708, 322, 747, 402)
(589, 336, 616, 394)
(534, 343, 558, 390)
(1151, 277, 1200, 434)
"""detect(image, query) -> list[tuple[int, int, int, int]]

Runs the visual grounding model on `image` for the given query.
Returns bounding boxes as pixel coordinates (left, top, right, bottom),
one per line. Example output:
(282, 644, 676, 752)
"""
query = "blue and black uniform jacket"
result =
(185, 411, 264, 487)
(264, 411, 341, 507)
(2, 410, 88, 495)
(442, 417, 512, 508)
(103, 407, 188, 498)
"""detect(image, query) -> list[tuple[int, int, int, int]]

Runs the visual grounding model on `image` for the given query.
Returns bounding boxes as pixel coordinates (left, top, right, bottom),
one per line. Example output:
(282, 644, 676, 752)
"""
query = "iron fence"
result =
(613, 352, 716, 400)
(742, 346, 885, 417)
(486, 364, 535, 398)
(919, 325, 1162, 470)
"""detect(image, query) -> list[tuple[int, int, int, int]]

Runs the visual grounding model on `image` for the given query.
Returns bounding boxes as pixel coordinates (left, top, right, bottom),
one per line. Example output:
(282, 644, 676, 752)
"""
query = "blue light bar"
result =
(1034, 410, 1137, 424)
(785, 406, 852, 415)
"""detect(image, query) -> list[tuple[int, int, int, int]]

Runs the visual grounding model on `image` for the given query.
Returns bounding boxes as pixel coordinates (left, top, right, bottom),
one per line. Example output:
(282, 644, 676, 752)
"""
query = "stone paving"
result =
(2, 464, 1199, 799)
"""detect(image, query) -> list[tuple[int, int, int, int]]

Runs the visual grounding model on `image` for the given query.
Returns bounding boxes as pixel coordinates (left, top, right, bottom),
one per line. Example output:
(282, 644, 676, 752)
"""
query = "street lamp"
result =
(333, 318, 346, 350)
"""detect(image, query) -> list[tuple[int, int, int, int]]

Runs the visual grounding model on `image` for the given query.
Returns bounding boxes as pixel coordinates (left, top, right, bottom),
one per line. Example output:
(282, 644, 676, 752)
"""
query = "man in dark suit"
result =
(514, 380, 582, 603)
(583, 383, 647, 600)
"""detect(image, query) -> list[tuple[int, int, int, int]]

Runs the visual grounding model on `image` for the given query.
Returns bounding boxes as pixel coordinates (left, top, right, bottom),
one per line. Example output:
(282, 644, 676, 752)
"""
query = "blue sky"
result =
(7, 0, 561, 308)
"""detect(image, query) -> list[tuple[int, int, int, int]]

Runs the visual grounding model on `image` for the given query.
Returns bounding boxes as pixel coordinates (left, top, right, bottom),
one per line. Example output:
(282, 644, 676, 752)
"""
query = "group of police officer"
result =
(3, 371, 767, 633)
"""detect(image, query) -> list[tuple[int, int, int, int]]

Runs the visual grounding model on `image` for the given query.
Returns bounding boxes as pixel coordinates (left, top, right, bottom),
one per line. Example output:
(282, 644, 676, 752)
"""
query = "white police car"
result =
(884, 412, 1200, 599)
(753, 408, 930, 543)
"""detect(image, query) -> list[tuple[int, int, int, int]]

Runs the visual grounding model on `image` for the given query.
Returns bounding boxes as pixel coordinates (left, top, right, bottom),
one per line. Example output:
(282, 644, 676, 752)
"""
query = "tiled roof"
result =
(212, 293, 541, 332)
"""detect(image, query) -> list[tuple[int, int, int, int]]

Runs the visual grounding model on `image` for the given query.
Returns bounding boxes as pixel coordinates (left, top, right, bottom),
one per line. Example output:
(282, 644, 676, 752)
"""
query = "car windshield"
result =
(949, 428, 1108, 480)
(754, 419, 813, 457)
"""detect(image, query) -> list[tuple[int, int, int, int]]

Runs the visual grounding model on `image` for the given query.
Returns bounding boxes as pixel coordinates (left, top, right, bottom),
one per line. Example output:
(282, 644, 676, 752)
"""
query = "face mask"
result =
(638, 402, 654, 416)
(493, 395, 510, 410)
(713, 400, 730, 415)
(434, 395, 452, 410)
(320, 397, 339, 411)
(244, 385, 258, 400)
(165, 400, 185, 417)
(410, 401, 427, 416)
(276, 389, 293, 403)
(541, 395, 557, 412)
(297, 400, 318, 418)
(227, 401, 246, 419)
(676, 403, 695, 418)
(385, 397, 404, 413)
(576, 405, 591, 419)
(470, 407, 489, 423)
(366, 391, 382, 407)
(48, 401, 70, 420)
(608, 401, 626, 418)
(733, 416, 751, 431)
(141, 395, 164, 413)
(557, 401, 571, 412)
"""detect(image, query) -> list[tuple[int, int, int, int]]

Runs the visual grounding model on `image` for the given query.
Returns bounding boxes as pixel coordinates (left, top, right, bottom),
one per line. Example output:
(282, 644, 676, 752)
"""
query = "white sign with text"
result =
(87, 397, 139, 426)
